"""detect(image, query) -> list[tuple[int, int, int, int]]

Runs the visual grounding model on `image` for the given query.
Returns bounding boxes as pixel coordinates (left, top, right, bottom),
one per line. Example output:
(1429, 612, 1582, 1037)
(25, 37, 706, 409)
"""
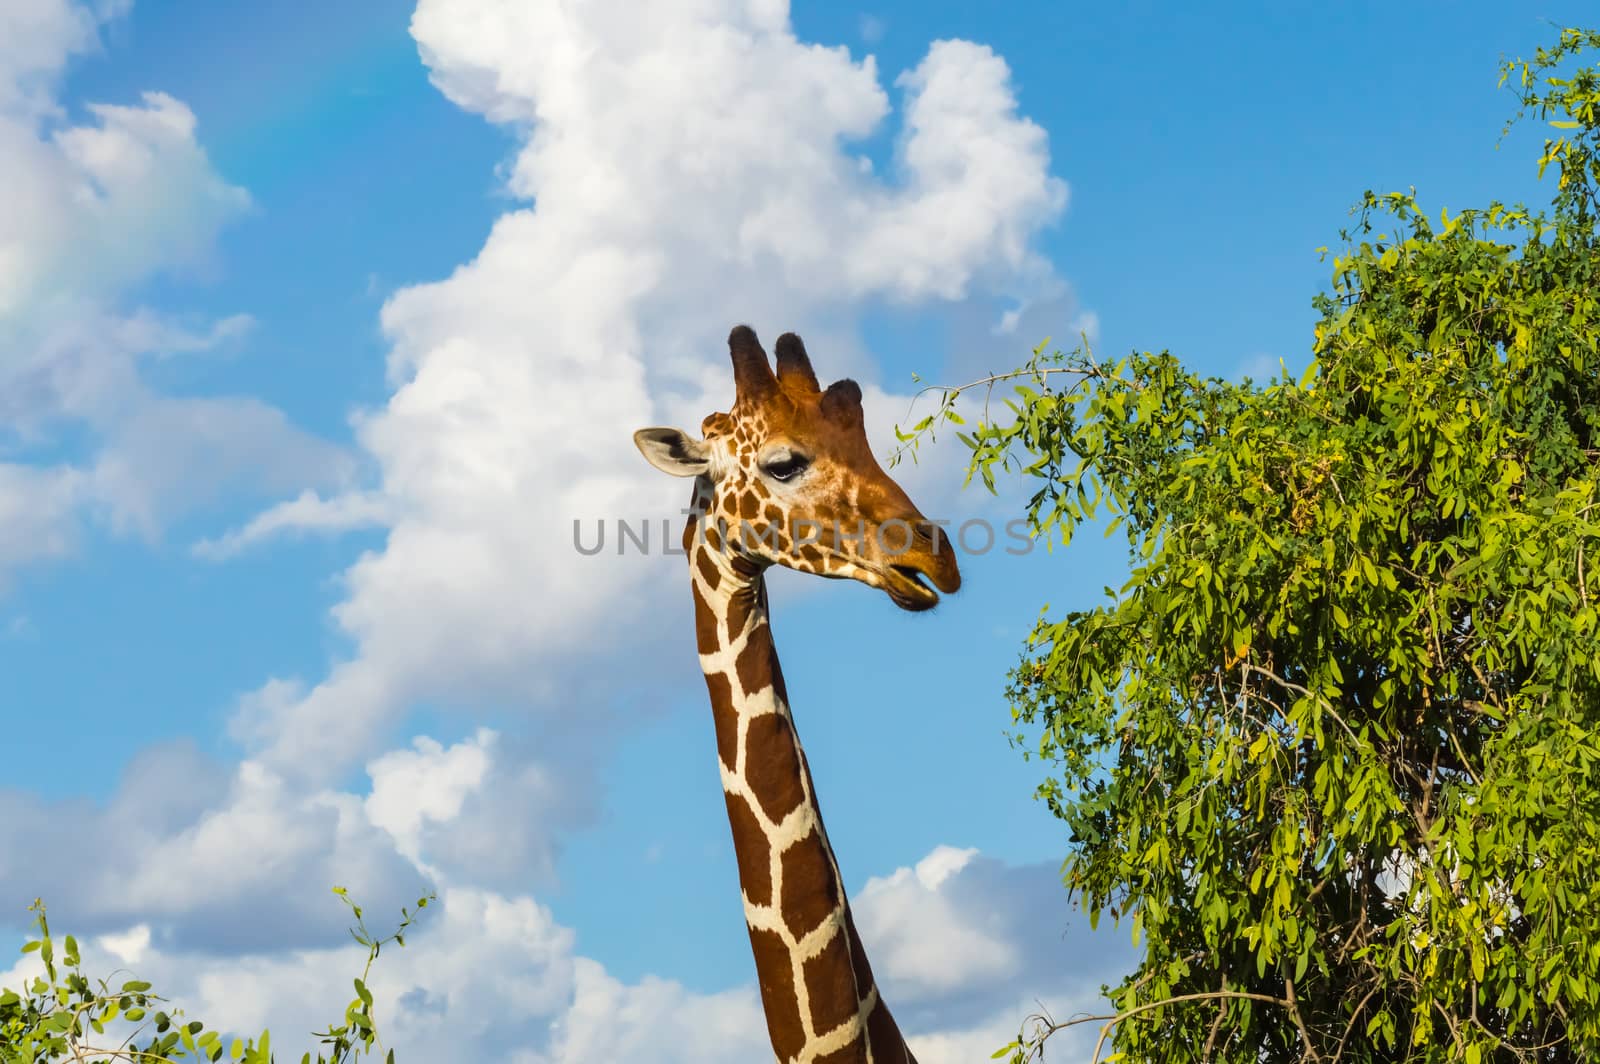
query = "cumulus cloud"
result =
(2, 695, 1128, 1061)
(0, 725, 788, 1061)
(365, 731, 496, 864)
(0, 0, 349, 587)
(0, 885, 587, 1064)
(0, 742, 426, 955)
(229, 0, 1068, 781)
(362, 727, 597, 890)
(2, 826, 1130, 1063)
(2, 4, 1108, 1061)
(856, 846, 1137, 1061)
(0, 726, 595, 956)
(547, 960, 769, 1063)
(858, 845, 1021, 996)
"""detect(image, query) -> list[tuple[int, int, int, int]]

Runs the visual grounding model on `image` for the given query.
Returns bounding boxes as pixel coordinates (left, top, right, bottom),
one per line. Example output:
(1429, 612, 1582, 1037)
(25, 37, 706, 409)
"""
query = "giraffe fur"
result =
(636, 325, 960, 1063)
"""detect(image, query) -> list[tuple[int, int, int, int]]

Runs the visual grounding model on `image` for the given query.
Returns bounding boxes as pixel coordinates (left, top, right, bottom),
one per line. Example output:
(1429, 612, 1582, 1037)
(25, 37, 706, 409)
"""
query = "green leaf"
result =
(948, 27, 1600, 1063)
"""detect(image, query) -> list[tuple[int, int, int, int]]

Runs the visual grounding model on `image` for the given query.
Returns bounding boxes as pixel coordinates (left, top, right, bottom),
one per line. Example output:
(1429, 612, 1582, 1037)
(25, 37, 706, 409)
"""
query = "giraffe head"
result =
(635, 325, 961, 610)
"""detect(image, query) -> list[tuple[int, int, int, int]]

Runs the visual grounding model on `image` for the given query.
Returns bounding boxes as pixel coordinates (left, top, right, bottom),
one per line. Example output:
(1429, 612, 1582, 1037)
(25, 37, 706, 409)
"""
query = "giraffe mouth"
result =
(885, 564, 941, 611)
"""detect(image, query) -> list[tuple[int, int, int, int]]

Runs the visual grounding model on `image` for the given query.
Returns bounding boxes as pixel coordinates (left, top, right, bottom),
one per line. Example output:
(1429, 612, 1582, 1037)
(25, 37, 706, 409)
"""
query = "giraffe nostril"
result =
(914, 521, 954, 554)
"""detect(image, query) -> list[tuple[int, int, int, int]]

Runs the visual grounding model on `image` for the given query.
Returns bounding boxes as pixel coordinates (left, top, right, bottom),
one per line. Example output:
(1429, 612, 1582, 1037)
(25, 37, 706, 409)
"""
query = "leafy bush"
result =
(910, 26, 1600, 1064)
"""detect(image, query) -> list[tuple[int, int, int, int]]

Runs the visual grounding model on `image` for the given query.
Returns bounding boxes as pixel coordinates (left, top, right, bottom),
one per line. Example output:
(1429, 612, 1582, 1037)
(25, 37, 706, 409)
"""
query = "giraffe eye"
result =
(763, 452, 811, 482)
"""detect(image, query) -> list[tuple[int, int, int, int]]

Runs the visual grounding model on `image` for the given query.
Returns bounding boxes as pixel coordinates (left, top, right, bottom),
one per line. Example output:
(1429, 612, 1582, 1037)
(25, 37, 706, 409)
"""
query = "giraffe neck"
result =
(685, 501, 916, 1064)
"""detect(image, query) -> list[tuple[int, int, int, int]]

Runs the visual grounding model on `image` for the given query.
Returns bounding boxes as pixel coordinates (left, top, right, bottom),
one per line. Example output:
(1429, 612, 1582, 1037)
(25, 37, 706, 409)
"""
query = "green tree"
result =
(912, 27, 1600, 1064)
(0, 889, 430, 1063)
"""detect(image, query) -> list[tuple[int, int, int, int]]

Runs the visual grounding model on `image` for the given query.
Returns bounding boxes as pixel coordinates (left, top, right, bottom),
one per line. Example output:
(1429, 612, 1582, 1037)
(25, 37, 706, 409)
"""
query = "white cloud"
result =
(0, 463, 83, 587)
(0, 722, 600, 956)
(913, 843, 980, 889)
(192, 489, 394, 560)
(230, 0, 1068, 783)
(2, 816, 1129, 1064)
(0, 742, 426, 954)
(853, 846, 1136, 1061)
(4, 681, 1125, 1061)
(0, 0, 348, 588)
(548, 960, 768, 1064)
(0, 885, 586, 1064)
(0, 87, 247, 343)
(87, 393, 354, 540)
(97, 923, 152, 965)
(113, 761, 401, 918)
(1, 4, 1109, 1062)
(858, 846, 1021, 994)
(0, 728, 767, 1062)
(366, 730, 495, 864)
(0, 0, 129, 116)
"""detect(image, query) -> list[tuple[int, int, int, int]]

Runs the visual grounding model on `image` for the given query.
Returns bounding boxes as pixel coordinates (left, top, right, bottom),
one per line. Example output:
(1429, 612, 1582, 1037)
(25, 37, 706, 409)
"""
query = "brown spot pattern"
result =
(692, 584, 718, 656)
(749, 926, 807, 1062)
(866, 996, 913, 1062)
(736, 624, 774, 695)
(802, 928, 860, 1036)
(727, 589, 756, 642)
(846, 913, 876, 992)
(725, 793, 772, 907)
(695, 550, 721, 590)
(704, 672, 738, 772)
(780, 831, 840, 939)
(744, 713, 806, 822)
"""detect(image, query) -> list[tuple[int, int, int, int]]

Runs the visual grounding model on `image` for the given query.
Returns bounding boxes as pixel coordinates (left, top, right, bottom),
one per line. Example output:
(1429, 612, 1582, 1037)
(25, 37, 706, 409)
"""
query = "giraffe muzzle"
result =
(884, 564, 943, 611)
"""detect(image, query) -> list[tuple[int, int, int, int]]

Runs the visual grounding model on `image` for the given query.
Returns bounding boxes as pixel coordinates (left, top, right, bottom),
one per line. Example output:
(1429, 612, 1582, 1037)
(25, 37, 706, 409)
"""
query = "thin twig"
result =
(1333, 984, 1382, 1061)
(1087, 992, 1300, 1064)
(1284, 976, 1325, 1064)
(900, 364, 1094, 417)
(1016, 989, 1300, 1063)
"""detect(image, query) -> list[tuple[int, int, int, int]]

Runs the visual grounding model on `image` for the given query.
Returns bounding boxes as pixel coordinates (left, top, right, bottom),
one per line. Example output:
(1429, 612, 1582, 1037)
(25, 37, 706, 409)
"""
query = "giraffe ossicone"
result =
(634, 326, 960, 1064)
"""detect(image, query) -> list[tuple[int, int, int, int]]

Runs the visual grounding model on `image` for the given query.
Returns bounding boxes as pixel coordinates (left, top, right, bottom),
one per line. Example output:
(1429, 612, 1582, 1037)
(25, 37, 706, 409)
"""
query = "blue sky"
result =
(1, 1, 1591, 1059)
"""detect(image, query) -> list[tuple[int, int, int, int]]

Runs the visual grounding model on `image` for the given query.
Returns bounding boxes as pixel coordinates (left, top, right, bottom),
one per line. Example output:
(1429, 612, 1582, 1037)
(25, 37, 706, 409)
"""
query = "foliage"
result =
(0, 889, 431, 1064)
(910, 27, 1600, 1064)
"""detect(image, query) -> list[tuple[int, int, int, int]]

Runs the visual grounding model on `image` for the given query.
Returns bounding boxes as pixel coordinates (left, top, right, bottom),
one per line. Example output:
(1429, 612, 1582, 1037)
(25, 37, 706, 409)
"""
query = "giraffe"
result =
(633, 325, 960, 1064)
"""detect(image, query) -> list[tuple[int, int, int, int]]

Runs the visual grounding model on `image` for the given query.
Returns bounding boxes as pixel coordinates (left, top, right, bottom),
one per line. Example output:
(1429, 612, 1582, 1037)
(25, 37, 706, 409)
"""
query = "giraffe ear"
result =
(634, 427, 711, 477)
